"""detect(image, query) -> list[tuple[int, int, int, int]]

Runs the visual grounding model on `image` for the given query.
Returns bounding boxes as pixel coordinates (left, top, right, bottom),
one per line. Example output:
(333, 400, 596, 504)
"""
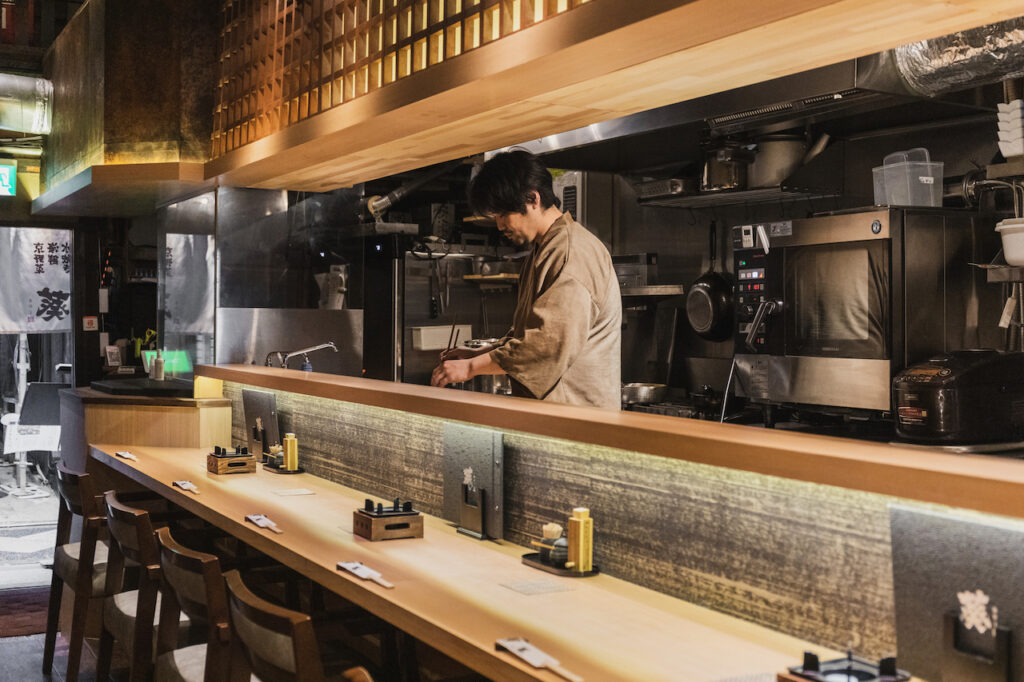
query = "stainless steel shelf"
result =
(620, 285, 686, 297)
(638, 187, 839, 209)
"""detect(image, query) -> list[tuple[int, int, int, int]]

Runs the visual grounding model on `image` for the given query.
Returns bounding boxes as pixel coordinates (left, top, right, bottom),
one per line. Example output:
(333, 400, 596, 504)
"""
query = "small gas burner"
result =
(786, 652, 910, 682)
(628, 402, 702, 419)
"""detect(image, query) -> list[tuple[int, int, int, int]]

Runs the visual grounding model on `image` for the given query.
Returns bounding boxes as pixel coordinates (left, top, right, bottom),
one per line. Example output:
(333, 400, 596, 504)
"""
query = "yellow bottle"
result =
(567, 507, 593, 573)
(283, 433, 298, 471)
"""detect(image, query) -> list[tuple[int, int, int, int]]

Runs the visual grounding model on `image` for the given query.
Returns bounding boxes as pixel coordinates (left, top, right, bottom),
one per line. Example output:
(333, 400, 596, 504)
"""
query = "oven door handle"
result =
(745, 299, 781, 351)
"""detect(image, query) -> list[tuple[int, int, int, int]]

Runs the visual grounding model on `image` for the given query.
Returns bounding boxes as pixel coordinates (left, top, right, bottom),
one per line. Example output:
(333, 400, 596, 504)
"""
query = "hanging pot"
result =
(686, 221, 734, 341)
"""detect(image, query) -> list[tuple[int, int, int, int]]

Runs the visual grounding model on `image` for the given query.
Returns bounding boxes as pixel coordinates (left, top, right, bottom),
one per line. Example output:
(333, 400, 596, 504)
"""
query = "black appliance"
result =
(732, 208, 1001, 415)
(90, 377, 193, 398)
(787, 652, 910, 682)
(893, 350, 1024, 444)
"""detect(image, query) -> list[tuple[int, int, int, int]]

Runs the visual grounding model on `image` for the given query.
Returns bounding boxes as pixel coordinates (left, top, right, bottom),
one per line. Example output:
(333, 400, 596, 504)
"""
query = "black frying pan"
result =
(686, 221, 734, 341)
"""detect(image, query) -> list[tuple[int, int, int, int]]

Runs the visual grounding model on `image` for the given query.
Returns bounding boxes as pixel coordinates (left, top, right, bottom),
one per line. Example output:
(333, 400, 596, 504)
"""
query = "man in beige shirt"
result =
(431, 151, 621, 409)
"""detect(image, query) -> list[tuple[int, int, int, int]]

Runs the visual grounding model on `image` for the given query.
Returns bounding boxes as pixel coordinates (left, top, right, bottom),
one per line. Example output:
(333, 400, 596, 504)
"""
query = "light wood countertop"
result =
(198, 364, 1024, 520)
(91, 443, 837, 682)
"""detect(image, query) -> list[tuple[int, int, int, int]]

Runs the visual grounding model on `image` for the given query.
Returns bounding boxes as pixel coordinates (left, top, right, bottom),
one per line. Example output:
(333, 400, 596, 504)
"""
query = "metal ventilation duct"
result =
(0, 74, 52, 135)
(895, 17, 1024, 97)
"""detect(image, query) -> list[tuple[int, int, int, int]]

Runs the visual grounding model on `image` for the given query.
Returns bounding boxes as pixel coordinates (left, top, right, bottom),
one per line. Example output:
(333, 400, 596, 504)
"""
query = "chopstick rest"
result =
(172, 480, 200, 494)
(337, 561, 394, 588)
(246, 513, 283, 534)
(495, 637, 583, 682)
(114, 450, 138, 461)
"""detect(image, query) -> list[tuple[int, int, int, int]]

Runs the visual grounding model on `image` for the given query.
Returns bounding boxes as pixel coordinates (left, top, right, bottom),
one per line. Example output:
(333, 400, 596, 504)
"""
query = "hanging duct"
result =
(895, 17, 1024, 97)
(0, 73, 52, 135)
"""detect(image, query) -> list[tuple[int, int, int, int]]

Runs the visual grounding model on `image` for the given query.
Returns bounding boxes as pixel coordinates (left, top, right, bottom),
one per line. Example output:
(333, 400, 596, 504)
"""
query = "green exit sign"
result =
(0, 163, 15, 196)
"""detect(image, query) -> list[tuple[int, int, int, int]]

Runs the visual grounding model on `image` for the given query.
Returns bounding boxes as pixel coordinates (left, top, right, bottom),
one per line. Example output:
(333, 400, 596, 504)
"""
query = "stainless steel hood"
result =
(498, 51, 989, 174)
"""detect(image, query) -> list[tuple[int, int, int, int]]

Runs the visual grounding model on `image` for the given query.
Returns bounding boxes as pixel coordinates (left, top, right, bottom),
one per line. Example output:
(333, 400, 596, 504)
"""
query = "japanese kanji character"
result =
(35, 287, 70, 322)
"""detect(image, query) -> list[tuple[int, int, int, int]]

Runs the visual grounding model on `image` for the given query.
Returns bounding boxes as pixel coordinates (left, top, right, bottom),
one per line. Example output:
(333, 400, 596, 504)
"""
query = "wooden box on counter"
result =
(206, 451, 257, 475)
(352, 509, 424, 541)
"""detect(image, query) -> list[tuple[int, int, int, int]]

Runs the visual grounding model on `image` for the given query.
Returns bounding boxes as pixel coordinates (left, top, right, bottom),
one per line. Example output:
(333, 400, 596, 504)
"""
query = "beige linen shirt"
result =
(490, 213, 621, 409)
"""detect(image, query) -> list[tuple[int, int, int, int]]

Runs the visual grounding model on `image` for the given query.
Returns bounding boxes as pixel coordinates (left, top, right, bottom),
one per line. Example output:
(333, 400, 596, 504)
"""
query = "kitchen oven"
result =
(732, 208, 1000, 414)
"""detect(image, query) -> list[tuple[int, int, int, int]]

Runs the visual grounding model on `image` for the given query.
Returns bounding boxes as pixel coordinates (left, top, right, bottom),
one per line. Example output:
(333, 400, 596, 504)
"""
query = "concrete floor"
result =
(0, 632, 128, 682)
(0, 462, 58, 590)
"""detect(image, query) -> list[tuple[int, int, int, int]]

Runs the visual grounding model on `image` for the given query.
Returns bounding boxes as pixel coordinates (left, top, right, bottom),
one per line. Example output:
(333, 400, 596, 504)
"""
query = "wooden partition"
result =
(197, 364, 1024, 520)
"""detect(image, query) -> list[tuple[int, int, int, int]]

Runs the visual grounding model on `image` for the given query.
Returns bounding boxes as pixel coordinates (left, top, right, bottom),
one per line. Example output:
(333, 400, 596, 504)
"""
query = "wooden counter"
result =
(197, 364, 1024, 520)
(91, 443, 836, 681)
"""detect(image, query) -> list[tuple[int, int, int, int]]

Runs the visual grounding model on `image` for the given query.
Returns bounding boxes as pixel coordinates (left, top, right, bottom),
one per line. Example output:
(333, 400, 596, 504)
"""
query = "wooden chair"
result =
(154, 525, 236, 682)
(223, 569, 373, 682)
(42, 463, 108, 682)
(96, 490, 190, 682)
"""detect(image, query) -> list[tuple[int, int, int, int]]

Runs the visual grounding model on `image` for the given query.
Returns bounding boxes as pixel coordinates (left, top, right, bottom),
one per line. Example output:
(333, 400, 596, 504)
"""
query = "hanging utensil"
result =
(686, 220, 735, 341)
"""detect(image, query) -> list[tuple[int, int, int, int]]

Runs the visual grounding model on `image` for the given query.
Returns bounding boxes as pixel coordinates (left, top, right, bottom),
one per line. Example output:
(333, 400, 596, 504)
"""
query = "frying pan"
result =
(686, 221, 734, 341)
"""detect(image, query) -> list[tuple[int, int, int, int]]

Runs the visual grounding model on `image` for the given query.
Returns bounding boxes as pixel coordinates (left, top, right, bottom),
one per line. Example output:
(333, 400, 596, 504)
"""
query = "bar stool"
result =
(224, 569, 373, 682)
(96, 490, 191, 682)
(153, 525, 238, 682)
(42, 463, 109, 682)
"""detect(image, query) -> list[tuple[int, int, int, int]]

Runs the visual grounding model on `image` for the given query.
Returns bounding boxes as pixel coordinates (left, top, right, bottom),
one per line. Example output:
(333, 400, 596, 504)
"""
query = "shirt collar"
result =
(534, 212, 572, 250)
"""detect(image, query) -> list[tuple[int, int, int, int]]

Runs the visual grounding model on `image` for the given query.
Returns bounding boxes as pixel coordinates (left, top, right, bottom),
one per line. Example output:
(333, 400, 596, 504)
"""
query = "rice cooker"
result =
(893, 349, 1024, 445)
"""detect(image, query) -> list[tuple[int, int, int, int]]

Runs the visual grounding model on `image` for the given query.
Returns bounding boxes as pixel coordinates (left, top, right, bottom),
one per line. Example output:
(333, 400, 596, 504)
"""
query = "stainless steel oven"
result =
(732, 208, 1000, 414)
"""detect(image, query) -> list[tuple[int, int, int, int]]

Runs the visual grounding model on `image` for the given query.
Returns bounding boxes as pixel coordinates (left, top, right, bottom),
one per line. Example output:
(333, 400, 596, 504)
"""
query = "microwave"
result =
(731, 208, 1000, 414)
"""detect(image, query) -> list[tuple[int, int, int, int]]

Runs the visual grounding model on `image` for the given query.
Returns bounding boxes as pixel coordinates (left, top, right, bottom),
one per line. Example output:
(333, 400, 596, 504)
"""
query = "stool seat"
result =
(53, 540, 109, 596)
(104, 589, 190, 653)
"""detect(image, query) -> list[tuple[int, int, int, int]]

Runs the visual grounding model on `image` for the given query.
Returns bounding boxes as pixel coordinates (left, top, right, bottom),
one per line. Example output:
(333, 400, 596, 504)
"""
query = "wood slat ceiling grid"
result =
(212, 0, 593, 159)
(205, 0, 1024, 191)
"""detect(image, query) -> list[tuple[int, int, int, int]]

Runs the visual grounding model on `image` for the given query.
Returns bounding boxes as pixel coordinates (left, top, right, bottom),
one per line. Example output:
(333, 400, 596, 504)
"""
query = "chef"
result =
(431, 151, 621, 409)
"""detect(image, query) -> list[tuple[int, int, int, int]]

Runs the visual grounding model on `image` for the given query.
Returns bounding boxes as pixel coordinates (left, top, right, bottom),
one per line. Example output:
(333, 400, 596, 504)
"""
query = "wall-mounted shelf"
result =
(621, 284, 686, 298)
(986, 157, 1024, 180)
(640, 187, 839, 210)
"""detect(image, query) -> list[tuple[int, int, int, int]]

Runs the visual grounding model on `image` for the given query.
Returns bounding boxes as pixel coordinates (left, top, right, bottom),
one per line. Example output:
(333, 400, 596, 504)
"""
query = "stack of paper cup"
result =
(998, 100, 1024, 159)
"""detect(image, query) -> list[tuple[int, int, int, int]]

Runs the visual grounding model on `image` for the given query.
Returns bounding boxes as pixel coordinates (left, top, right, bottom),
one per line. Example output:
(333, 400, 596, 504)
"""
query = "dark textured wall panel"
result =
(224, 380, 901, 657)
(45, 0, 104, 188)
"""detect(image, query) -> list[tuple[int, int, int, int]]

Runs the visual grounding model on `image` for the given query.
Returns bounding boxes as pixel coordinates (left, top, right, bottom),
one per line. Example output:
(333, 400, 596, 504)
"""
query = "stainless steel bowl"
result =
(621, 382, 668, 405)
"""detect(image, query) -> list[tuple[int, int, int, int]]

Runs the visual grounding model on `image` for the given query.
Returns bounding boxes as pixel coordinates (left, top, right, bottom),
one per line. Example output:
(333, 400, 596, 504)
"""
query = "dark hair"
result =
(468, 150, 560, 216)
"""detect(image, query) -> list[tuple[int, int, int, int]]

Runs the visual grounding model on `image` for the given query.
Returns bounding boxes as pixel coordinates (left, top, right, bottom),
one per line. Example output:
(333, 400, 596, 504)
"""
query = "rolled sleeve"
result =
(489, 275, 592, 399)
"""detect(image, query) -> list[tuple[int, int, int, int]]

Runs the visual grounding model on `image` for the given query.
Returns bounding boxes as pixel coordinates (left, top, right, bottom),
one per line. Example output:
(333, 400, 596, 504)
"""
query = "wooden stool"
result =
(96, 490, 190, 682)
(153, 525, 237, 682)
(224, 569, 373, 682)
(42, 464, 109, 682)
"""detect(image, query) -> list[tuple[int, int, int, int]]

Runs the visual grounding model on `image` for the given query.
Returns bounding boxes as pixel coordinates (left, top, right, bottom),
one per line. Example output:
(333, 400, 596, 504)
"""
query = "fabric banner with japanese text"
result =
(0, 227, 72, 333)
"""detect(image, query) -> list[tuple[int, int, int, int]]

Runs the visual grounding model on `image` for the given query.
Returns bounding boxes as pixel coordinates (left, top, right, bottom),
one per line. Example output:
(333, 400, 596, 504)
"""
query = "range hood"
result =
(500, 52, 985, 174)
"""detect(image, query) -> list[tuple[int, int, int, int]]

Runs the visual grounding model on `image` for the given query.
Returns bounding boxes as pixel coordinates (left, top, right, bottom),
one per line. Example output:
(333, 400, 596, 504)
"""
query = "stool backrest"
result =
(156, 527, 232, 682)
(56, 462, 100, 520)
(102, 490, 161, 593)
(223, 569, 325, 682)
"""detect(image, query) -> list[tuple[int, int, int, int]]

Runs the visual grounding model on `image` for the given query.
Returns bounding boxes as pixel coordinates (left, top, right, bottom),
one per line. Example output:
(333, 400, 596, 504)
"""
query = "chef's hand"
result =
(431, 359, 473, 387)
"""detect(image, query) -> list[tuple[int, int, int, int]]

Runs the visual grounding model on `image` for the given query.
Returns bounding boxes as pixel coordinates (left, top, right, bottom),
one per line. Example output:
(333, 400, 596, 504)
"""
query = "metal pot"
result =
(463, 338, 511, 395)
(472, 374, 511, 395)
(700, 140, 755, 193)
(621, 383, 668, 405)
(748, 133, 808, 188)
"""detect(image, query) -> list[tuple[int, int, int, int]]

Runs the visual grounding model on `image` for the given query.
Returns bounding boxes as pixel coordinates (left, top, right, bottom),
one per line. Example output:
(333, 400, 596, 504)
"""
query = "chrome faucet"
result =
(265, 342, 338, 371)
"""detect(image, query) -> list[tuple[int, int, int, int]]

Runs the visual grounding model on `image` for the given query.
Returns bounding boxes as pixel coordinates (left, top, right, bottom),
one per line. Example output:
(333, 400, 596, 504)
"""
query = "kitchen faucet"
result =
(265, 342, 338, 371)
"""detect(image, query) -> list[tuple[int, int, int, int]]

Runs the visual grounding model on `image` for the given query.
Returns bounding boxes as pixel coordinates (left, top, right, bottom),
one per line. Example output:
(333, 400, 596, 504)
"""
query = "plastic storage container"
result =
(996, 218, 1024, 266)
(872, 147, 943, 207)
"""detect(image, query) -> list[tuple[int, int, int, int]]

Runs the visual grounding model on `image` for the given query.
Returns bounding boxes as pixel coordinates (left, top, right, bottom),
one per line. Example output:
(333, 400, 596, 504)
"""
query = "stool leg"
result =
(64, 587, 92, 682)
(95, 623, 114, 682)
(41, 573, 63, 674)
